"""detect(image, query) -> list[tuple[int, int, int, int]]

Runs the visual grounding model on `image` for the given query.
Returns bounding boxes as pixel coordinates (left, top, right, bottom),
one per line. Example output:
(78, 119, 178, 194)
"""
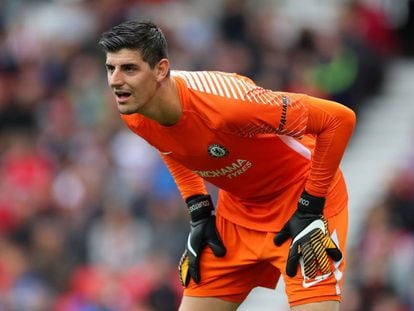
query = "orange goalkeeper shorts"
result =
(183, 206, 348, 307)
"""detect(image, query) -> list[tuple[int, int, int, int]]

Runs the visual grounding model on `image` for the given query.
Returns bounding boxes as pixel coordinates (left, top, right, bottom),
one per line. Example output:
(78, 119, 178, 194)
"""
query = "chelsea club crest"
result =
(208, 144, 228, 158)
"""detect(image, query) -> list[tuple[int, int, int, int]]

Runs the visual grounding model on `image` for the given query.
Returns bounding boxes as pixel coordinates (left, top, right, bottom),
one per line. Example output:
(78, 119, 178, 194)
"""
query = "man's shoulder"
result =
(171, 70, 257, 101)
(120, 113, 144, 129)
(171, 70, 251, 82)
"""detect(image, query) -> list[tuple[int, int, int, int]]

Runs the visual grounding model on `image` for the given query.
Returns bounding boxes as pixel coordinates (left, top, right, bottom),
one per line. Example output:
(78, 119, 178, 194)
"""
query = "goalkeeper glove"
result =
(274, 191, 342, 279)
(178, 194, 226, 287)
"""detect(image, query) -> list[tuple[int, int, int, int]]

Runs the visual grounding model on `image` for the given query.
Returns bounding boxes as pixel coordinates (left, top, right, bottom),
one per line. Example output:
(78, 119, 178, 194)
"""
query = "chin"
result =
(117, 104, 138, 115)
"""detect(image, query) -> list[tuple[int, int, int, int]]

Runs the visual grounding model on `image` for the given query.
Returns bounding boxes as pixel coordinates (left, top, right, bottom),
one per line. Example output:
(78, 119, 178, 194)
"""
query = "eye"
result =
(123, 64, 138, 74)
(105, 65, 115, 74)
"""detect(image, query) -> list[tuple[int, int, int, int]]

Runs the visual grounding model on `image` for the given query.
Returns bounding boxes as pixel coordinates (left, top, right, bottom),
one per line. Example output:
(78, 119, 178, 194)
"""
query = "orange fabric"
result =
(121, 71, 355, 230)
(183, 206, 348, 305)
(160, 153, 207, 199)
(305, 97, 356, 197)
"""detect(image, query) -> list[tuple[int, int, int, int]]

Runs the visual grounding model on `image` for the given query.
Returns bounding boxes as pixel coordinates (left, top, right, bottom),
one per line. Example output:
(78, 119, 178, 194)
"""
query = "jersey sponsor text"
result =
(194, 159, 252, 179)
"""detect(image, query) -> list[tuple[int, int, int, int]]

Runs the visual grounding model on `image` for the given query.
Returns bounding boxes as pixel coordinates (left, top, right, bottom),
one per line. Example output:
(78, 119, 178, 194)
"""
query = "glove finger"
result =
(310, 230, 331, 275)
(274, 222, 291, 246)
(203, 217, 226, 257)
(207, 237, 226, 258)
(286, 241, 301, 277)
(188, 249, 201, 284)
(302, 240, 318, 278)
(323, 236, 342, 261)
(188, 229, 203, 256)
(178, 250, 191, 287)
(186, 233, 203, 284)
(320, 216, 342, 261)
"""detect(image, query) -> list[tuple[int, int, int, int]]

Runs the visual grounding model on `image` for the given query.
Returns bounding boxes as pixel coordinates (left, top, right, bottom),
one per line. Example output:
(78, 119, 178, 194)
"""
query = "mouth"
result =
(114, 90, 132, 102)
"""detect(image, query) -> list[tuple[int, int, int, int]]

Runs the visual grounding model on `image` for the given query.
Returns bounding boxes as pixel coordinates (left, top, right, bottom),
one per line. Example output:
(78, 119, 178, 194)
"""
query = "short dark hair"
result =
(99, 20, 168, 68)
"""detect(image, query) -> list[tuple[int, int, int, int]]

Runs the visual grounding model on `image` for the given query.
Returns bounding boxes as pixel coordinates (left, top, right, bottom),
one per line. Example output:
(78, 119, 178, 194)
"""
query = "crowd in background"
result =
(0, 0, 413, 310)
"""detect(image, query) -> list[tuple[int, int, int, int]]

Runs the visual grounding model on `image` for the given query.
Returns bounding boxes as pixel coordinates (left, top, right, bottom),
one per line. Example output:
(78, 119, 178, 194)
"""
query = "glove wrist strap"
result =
(186, 194, 213, 222)
(297, 191, 325, 215)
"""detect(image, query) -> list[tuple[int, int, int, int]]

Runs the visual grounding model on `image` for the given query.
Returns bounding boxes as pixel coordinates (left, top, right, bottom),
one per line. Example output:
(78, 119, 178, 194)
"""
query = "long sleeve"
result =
(304, 96, 356, 197)
(160, 153, 208, 200)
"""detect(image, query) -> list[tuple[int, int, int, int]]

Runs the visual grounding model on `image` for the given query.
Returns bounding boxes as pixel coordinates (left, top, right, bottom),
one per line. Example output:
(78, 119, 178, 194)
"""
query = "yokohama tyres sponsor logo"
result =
(194, 159, 252, 179)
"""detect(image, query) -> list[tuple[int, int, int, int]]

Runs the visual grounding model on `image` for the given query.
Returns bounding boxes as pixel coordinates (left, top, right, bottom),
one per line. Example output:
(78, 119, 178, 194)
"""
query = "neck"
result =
(141, 77, 181, 126)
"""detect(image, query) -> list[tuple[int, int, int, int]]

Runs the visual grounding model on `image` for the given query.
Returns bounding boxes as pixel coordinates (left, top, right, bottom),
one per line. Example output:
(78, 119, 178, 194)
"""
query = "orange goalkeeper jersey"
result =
(121, 71, 356, 231)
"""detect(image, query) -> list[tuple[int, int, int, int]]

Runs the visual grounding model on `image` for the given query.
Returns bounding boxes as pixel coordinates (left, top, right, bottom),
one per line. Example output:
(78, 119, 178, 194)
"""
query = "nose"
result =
(108, 68, 124, 87)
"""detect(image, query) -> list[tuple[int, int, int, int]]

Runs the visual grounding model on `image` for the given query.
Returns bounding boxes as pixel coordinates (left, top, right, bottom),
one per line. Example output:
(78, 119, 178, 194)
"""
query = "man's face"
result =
(105, 48, 158, 115)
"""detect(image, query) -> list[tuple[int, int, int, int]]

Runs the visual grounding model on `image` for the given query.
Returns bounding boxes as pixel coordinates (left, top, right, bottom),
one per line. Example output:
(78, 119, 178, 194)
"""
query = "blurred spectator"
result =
(383, 0, 414, 57)
(86, 202, 153, 271)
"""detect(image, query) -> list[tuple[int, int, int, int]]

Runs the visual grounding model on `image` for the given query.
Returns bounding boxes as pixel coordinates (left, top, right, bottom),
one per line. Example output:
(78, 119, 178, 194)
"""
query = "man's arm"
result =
(274, 95, 355, 279)
(226, 90, 355, 193)
(160, 153, 226, 286)
(160, 153, 207, 199)
(304, 96, 356, 196)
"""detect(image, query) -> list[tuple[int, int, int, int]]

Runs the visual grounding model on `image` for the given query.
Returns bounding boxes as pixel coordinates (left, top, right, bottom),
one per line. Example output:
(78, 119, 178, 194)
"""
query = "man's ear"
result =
(155, 58, 170, 82)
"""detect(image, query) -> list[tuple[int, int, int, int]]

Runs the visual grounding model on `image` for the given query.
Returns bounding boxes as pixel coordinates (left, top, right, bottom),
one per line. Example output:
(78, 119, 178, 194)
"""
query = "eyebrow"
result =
(105, 63, 139, 69)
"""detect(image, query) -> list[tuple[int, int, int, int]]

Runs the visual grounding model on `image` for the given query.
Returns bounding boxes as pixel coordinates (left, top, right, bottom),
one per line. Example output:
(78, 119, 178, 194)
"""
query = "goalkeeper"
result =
(99, 20, 356, 311)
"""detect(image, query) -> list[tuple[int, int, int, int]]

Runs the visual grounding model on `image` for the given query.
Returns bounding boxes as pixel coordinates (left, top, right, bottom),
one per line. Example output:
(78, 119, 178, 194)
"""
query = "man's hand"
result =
(178, 195, 226, 287)
(274, 192, 342, 278)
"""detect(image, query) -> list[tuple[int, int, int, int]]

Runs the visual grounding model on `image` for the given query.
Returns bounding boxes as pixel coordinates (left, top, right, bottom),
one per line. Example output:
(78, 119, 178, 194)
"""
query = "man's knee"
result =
(179, 296, 240, 311)
(291, 300, 340, 311)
